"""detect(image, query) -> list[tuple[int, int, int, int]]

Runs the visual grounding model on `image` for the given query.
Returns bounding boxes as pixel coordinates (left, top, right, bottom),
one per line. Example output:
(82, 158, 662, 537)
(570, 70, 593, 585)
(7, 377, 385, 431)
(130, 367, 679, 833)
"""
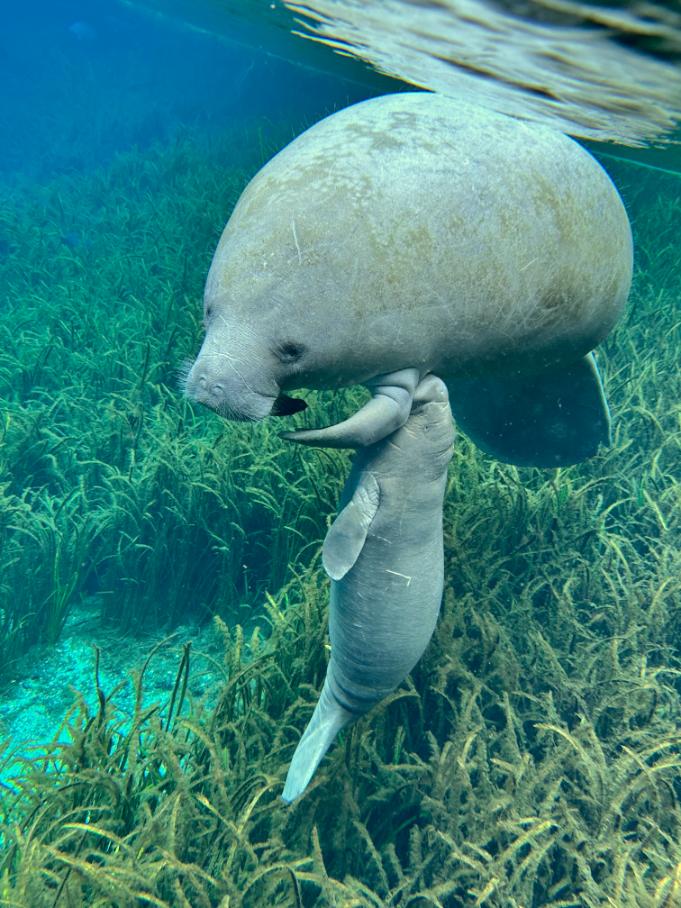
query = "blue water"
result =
(0, 0, 384, 181)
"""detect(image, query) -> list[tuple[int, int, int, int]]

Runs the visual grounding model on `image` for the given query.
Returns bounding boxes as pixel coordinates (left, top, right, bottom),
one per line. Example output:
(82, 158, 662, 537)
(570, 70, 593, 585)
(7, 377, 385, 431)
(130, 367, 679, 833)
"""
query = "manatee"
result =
(282, 374, 454, 803)
(185, 91, 632, 466)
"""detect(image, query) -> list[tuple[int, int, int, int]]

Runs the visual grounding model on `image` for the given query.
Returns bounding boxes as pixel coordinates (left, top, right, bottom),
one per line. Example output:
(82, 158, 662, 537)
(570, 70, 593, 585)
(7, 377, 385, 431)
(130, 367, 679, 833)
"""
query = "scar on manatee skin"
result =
(519, 258, 539, 272)
(385, 569, 412, 585)
(291, 218, 302, 265)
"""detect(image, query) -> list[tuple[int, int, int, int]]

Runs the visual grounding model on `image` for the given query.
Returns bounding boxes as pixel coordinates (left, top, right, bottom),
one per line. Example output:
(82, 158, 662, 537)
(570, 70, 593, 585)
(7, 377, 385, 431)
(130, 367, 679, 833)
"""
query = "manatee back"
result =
(208, 92, 632, 385)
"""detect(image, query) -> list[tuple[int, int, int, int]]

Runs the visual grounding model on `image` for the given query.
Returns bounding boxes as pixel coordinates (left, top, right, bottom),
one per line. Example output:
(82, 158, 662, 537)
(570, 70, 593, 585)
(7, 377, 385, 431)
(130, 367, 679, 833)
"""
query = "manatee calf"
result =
(185, 91, 632, 466)
(282, 374, 454, 803)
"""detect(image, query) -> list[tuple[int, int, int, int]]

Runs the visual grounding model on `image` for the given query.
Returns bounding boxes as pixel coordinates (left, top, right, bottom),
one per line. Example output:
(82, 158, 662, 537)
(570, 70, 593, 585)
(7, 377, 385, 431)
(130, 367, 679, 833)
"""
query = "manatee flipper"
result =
(281, 368, 420, 448)
(446, 353, 611, 468)
(322, 473, 380, 581)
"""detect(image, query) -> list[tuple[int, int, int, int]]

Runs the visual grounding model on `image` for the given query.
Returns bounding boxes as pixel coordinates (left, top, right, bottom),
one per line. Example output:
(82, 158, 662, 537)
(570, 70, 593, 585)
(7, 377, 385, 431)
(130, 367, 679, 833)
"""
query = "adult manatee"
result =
(185, 92, 632, 466)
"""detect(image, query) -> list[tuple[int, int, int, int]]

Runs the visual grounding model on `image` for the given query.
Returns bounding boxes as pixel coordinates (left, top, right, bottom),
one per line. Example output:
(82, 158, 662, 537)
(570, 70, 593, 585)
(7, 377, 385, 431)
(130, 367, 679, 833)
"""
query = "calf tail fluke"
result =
(281, 679, 355, 803)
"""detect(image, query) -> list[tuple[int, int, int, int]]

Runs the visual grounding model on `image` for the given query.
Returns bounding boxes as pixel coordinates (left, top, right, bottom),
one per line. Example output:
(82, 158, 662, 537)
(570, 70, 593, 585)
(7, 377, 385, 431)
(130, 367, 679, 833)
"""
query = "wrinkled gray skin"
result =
(281, 375, 454, 803)
(185, 91, 632, 465)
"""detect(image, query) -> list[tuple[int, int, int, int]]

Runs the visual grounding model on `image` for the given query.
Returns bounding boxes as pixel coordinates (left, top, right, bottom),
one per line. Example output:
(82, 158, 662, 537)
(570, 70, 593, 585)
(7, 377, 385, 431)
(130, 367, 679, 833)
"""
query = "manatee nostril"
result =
(195, 375, 226, 400)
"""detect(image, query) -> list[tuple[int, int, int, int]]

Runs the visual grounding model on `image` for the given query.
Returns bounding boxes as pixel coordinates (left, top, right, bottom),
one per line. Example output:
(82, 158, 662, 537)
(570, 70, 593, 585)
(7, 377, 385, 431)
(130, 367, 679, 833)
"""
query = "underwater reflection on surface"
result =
(126, 0, 681, 153)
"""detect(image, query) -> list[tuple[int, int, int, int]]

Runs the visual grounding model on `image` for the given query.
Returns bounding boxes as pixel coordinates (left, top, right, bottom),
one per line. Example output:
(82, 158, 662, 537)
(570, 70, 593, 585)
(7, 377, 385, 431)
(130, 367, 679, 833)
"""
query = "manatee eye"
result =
(203, 300, 215, 331)
(276, 341, 306, 364)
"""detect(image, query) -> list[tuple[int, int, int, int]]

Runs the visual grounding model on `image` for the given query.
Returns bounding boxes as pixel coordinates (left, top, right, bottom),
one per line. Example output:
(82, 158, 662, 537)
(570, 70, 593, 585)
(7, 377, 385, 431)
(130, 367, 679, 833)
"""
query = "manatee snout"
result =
(184, 341, 307, 420)
(183, 338, 270, 419)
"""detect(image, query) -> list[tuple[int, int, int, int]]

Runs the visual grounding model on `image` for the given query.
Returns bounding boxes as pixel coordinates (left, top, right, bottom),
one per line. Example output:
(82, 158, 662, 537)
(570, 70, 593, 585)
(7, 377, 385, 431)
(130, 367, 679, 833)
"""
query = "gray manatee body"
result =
(186, 91, 632, 466)
(282, 375, 454, 803)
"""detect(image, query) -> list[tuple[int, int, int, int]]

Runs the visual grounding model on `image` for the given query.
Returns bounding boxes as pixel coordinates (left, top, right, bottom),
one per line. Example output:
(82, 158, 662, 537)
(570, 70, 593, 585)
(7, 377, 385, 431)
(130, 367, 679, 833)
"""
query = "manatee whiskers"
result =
(176, 358, 194, 396)
(212, 403, 260, 422)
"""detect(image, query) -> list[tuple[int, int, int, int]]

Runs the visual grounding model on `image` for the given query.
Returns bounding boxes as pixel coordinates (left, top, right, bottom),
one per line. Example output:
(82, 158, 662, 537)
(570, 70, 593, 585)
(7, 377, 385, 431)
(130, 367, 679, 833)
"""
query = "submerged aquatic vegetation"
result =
(1, 513, 680, 906)
(0, 123, 348, 674)
(0, 128, 679, 905)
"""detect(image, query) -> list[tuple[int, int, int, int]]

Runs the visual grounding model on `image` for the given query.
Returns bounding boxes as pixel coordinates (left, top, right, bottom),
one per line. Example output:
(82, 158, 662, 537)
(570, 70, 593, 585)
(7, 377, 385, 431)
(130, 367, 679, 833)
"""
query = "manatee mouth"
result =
(181, 359, 307, 421)
(271, 394, 308, 417)
(192, 391, 307, 422)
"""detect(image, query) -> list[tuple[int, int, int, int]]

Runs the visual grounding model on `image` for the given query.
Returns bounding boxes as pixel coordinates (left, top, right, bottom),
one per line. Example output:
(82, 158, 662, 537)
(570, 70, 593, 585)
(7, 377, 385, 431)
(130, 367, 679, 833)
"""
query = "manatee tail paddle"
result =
(282, 680, 355, 803)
